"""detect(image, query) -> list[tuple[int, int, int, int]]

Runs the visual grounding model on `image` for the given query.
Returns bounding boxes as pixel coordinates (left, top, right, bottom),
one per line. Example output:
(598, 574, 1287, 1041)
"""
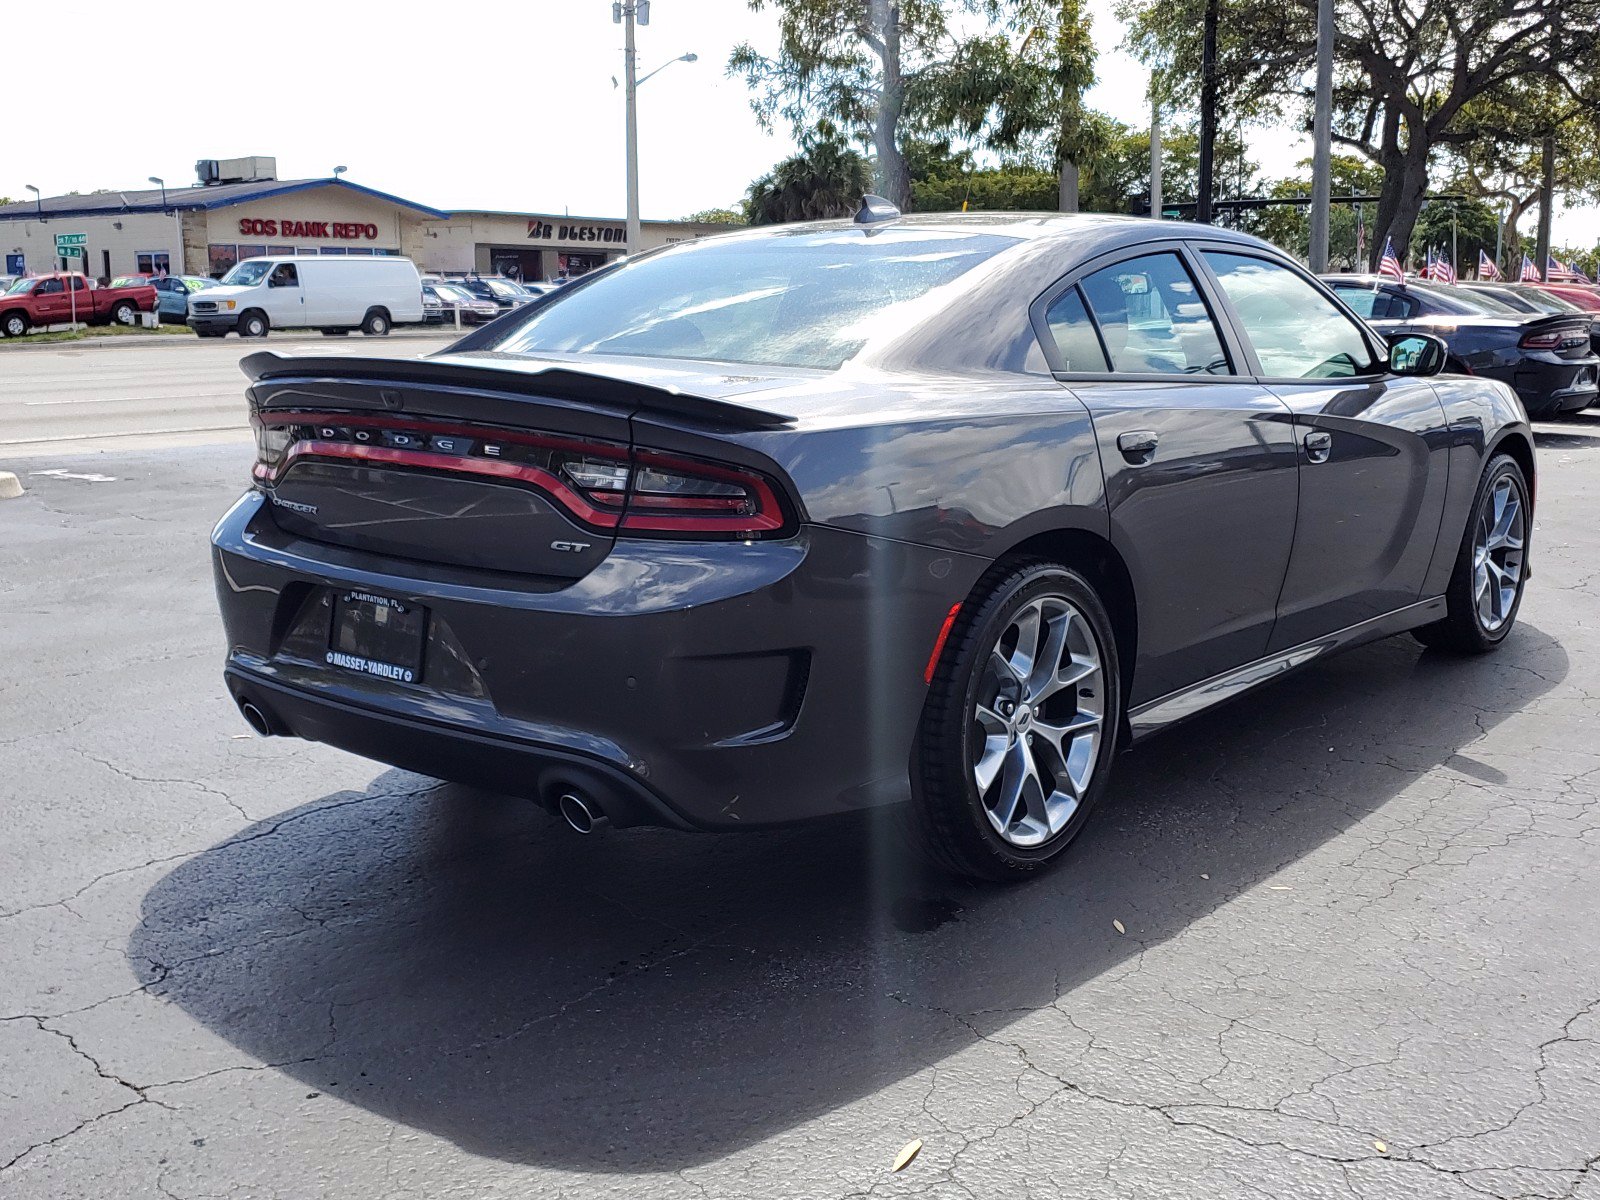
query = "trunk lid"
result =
(242, 351, 799, 580)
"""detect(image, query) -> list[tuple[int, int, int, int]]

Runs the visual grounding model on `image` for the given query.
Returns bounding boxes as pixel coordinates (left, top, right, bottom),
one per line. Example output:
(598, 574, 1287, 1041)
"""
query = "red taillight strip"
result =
(257, 441, 624, 527)
(924, 603, 963, 684)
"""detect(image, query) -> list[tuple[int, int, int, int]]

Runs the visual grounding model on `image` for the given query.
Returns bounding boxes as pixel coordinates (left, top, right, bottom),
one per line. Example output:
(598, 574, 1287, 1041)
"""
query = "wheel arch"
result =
(1487, 427, 1536, 509)
(991, 525, 1138, 725)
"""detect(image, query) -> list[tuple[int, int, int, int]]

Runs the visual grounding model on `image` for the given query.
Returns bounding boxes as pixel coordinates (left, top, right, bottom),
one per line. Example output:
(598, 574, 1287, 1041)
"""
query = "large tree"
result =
(732, 1, 981, 207)
(1120, 0, 1600, 265)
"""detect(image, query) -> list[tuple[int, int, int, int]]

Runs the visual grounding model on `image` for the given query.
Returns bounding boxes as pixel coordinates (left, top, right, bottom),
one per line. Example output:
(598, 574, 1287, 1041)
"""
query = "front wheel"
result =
(1, 311, 27, 338)
(237, 310, 269, 338)
(911, 560, 1122, 882)
(1414, 452, 1530, 654)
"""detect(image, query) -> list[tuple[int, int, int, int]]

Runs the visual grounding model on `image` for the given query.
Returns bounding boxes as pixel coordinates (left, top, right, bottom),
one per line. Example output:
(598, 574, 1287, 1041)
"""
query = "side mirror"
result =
(1387, 332, 1448, 377)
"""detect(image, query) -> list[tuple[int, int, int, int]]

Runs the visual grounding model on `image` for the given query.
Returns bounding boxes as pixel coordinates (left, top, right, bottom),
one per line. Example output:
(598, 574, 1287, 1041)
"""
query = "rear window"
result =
(491, 229, 1018, 370)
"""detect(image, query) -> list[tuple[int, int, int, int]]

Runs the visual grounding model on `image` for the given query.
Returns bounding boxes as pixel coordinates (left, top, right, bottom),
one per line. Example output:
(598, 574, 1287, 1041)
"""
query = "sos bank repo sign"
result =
(238, 218, 381, 240)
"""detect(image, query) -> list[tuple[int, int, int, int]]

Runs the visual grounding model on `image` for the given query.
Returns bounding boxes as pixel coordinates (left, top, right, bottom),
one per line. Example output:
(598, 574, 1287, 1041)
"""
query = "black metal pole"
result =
(1196, 0, 1219, 224)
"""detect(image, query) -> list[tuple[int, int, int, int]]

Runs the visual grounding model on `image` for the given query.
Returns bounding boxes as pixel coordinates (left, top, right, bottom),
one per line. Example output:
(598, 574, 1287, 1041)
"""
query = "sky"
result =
(5, 0, 1593, 247)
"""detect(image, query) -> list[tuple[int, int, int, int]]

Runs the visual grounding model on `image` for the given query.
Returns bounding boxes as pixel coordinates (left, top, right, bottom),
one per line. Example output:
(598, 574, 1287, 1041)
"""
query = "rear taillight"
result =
(251, 413, 789, 539)
(1520, 326, 1583, 350)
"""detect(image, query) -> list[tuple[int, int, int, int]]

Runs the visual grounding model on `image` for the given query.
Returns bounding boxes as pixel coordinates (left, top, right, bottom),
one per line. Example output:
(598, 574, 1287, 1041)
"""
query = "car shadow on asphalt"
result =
(134, 625, 1565, 1172)
(1533, 411, 1600, 449)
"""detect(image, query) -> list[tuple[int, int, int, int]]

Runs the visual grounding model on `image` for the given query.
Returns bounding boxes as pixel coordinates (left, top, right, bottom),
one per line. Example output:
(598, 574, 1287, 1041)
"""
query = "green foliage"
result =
(743, 125, 872, 224)
(912, 169, 1060, 211)
(683, 208, 745, 225)
(1407, 198, 1501, 271)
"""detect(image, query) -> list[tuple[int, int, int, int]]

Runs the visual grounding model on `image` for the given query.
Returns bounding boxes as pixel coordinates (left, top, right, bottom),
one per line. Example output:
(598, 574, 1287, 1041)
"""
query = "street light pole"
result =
(618, 0, 643, 256)
(1308, 0, 1333, 272)
(148, 176, 167, 210)
(25, 183, 41, 221)
(1150, 99, 1162, 219)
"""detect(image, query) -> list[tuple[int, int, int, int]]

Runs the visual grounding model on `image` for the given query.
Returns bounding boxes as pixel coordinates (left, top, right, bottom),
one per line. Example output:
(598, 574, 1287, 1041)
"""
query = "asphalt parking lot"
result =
(3, 340, 1599, 1199)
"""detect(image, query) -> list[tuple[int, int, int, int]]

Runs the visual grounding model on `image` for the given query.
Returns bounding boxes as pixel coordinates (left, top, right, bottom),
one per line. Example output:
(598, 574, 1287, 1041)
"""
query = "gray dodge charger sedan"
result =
(212, 207, 1534, 881)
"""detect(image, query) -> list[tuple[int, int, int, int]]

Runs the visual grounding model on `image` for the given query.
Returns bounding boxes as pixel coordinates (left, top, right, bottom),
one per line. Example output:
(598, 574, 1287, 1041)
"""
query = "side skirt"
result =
(1127, 597, 1447, 742)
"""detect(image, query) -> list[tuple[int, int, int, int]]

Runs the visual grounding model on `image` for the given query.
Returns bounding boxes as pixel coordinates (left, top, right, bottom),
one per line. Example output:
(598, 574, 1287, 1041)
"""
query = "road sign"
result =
(54, 233, 87, 248)
(58, 245, 84, 259)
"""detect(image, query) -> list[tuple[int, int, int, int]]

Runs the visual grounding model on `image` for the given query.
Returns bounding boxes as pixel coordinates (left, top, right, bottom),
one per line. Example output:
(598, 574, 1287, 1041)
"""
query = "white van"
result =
(189, 255, 423, 338)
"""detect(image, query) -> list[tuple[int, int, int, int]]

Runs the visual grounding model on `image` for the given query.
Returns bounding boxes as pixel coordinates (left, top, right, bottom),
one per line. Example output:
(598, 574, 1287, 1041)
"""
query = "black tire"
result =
(109, 300, 137, 326)
(910, 558, 1124, 882)
(0, 311, 28, 338)
(1414, 452, 1530, 654)
(238, 310, 269, 338)
(360, 308, 391, 336)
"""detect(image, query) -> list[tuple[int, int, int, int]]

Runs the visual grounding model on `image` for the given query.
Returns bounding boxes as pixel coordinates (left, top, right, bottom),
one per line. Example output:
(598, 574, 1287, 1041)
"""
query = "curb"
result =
(0, 329, 454, 353)
(0, 471, 22, 500)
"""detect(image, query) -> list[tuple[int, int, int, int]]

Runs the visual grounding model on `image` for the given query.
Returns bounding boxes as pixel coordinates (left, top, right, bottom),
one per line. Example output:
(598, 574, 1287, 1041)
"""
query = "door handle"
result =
(1304, 430, 1333, 463)
(1117, 430, 1160, 463)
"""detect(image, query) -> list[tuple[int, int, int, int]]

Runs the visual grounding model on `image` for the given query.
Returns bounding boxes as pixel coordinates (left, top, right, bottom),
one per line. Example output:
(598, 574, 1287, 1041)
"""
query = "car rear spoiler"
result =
(239, 351, 797, 432)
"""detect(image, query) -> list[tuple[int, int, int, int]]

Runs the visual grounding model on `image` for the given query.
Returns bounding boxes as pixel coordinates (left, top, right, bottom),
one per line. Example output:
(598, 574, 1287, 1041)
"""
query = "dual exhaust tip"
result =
(235, 696, 609, 835)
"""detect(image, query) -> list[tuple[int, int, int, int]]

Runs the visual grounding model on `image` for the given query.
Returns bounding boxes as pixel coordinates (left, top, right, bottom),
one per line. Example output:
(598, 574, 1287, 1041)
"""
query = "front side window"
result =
(1205, 253, 1376, 378)
(492, 229, 1018, 370)
(36, 278, 63, 295)
(269, 263, 299, 287)
(1079, 252, 1231, 375)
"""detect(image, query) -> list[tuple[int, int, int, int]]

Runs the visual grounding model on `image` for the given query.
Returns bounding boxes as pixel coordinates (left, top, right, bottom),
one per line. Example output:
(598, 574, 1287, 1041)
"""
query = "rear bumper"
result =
(212, 491, 986, 829)
(1504, 355, 1598, 416)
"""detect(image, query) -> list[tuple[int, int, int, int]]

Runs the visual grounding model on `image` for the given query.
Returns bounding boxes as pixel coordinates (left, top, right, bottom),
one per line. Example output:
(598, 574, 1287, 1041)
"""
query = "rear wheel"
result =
(1414, 453, 1529, 654)
(238, 310, 269, 338)
(911, 560, 1122, 882)
(360, 308, 391, 336)
(109, 300, 137, 326)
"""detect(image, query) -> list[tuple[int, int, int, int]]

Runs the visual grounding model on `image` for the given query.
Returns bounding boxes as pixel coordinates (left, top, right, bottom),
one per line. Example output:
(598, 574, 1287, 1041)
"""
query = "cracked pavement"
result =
(3, 413, 1599, 1199)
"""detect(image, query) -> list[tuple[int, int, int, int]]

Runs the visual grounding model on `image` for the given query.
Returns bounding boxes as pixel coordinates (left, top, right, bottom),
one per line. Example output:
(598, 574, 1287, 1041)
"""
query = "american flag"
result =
(1548, 255, 1589, 283)
(1355, 206, 1366, 266)
(1520, 254, 1541, 282)
(1378, 236, 1404, 284)
(1479, 249, 1502, 281)
(1433, 251, 1457, 284)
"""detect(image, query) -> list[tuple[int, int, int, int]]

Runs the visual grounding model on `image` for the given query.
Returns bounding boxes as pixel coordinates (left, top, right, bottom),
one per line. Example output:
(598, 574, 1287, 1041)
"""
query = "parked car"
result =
(1522, 281, 1600, 312)
(111, 274, 218, 324)
(214, 211, 1534, 882)
(1458, 283, 1600, 358)
(0, 272, 157, 337)
(1323, 274, 1597, 417)
(422, 281, 500, 325)
(188, 255, 424, 338)
(452, 275, 539, 310)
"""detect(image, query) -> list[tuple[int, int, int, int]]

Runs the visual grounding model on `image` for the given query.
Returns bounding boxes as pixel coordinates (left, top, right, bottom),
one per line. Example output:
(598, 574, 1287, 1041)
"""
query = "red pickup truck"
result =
(0, 273, 159, 338)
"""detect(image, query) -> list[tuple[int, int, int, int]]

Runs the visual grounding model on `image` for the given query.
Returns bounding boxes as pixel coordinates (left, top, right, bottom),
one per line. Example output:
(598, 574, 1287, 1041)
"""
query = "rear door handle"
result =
(1304, 430, 1333, 463)
(1117, 430, 1160, 462)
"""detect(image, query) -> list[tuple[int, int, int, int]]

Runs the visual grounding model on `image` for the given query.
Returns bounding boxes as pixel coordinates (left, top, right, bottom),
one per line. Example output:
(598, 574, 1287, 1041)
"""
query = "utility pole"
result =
(615, 0, 647, 256)
(1150, 100, 1162, 218)
(1308, 0, 1333, 271)
(1535, 132, 1554, 280)
(1196, 0, 1219, 224)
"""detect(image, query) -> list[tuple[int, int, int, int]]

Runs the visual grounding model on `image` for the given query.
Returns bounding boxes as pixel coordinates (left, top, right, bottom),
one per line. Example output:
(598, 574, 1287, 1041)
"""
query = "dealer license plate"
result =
(326, 591, 426, 683)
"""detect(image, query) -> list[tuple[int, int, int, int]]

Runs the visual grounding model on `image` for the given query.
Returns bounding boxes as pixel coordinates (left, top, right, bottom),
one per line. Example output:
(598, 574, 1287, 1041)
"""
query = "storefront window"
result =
(236, 243, 266, 261)
(268, 245, 295, 255)
(296, 248, 321, 256)
(136, 252, 171, 276)
(207, 244, 238, 277)
(558, 251, 608, 279)
(320, 246, 348, 256)
(346, 247, 374, 256)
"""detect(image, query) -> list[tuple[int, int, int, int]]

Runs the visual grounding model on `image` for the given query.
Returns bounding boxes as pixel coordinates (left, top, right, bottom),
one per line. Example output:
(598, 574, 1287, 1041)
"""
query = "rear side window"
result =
(1042, 287, 1108, 372)
(1204, 253, 1376, 378)
(1079, 253, 1231, 375)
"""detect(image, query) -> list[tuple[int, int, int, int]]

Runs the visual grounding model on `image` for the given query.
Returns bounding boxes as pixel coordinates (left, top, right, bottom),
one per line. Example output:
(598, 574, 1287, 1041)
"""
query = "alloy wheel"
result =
(970, 594, 1105, 847)
(1473, 472, 1526, 632)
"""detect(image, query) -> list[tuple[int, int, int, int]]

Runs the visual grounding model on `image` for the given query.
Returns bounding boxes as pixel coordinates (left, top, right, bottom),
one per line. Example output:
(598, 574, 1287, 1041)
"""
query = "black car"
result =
(452, 276, 539, 310)
(214, 211, 1534, 881)
(1324, 274, 1597, 417)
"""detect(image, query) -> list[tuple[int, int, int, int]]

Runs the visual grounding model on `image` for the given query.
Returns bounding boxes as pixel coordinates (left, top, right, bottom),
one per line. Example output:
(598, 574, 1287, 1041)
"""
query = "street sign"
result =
(54, 233, 87, 248)
(58, 245, 84, 259)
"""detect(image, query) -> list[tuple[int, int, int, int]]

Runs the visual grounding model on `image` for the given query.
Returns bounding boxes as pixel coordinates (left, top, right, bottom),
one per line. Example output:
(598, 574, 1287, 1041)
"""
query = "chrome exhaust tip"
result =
(558, 792, 607, 834)
(239, 701, 274, 737)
